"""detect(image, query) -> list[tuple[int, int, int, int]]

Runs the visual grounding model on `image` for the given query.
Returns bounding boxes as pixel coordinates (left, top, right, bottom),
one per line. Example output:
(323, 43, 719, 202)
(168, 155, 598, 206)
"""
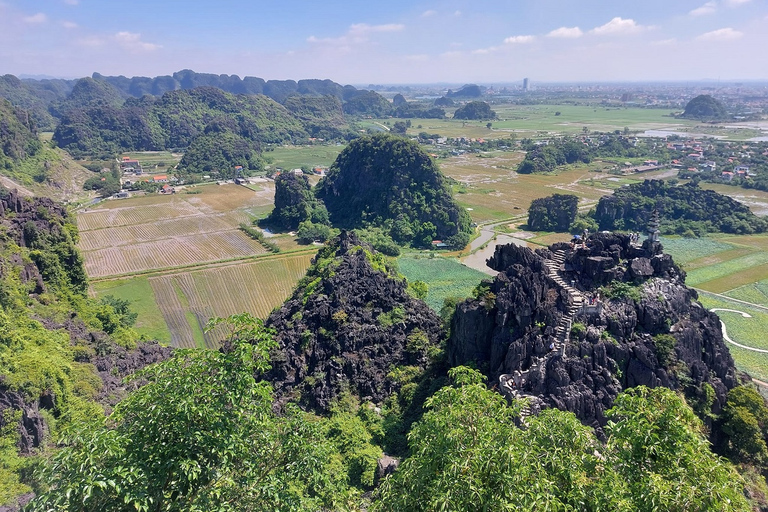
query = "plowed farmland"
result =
(149, 253, 313, 348)
(81, 183, 316, 346)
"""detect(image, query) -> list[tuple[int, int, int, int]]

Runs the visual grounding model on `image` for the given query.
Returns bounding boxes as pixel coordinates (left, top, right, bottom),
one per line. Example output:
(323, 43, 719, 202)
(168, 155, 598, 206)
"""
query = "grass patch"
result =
(685, 252, 768, 288)
(697, 294, 768, 381)
(265, 145, 343, 170)
(398, 255, 487, 311)
(90, 276, 171, 344)
(659, 236, 737, 267)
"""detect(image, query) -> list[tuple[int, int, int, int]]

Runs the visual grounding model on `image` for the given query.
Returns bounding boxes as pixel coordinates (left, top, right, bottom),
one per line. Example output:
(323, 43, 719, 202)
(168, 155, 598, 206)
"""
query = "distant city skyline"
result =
(1, 0, 767, 84)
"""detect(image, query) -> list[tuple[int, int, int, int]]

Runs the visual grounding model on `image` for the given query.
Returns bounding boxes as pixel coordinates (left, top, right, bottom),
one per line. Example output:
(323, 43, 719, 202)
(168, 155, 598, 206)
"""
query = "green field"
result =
(697, 294, 768, 382)
(122, 151, 181, 171)
(91, 276, 171, 344)
(398, 255, 488, 311)
(265, 145, 343, 170)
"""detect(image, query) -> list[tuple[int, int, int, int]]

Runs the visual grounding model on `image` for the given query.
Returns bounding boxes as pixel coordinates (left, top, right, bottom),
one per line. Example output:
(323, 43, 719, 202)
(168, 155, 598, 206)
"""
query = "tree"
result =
(721, 386, 768, 463)
(28, 314, 351, 512)
(527, 194, 578, 231)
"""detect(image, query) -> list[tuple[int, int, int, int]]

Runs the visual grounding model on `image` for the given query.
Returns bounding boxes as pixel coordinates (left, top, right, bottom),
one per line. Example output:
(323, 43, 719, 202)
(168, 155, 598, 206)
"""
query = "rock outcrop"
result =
(267, 231, 444, 412)
(448, 232, 738, 433)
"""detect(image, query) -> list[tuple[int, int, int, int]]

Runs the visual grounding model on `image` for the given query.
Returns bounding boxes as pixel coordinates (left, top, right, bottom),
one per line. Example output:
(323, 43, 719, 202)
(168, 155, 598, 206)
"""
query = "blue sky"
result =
(1, 0, 766, 83)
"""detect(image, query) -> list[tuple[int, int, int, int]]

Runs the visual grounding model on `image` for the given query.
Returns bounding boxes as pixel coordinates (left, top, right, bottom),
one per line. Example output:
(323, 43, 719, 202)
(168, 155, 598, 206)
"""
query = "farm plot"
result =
(83, 230, 267, 278)
(398, 255, 488, 312)
(697, 294, 768, 382)
(150, 253, 314, 348)
(440, 152, 606, 223)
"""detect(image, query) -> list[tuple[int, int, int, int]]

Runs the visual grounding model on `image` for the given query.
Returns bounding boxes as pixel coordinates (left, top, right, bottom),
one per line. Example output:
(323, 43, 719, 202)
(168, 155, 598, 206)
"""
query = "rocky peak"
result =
(266, 231, 444, 413)
(448, 233, 738, 434)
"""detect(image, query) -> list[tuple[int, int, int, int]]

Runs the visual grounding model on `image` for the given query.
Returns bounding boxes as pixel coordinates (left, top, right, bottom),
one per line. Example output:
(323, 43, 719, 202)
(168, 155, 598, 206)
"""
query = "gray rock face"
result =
(267, 232, 444, 413)
(448, 233, 738, 434)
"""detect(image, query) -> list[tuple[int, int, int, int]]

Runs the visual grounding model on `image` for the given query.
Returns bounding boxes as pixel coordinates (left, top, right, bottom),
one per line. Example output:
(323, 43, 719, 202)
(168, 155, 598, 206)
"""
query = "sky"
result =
(1, 0, 767, 84)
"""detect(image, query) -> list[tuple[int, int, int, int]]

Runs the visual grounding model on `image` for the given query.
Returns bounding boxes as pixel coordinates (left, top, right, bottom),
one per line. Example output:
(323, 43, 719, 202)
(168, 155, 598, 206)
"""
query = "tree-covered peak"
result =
(317, 134, 472, 248)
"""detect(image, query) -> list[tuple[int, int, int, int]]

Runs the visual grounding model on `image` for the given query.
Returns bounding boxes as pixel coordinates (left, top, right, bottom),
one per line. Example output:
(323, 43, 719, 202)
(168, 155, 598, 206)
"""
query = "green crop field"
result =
(660, 237, 737, 267)
(148, 253, 314, 348)
(91, 276, 171, 344)
(697, 294, 768, 382)
(398, 254, 488, 312)
(265, 144, 343, 170)
(121, 151, 182, 171)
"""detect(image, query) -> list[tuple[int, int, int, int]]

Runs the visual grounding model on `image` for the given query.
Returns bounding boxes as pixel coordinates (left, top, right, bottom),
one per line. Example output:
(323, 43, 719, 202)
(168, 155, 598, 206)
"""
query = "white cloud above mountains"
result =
(547, 26, 583, 38)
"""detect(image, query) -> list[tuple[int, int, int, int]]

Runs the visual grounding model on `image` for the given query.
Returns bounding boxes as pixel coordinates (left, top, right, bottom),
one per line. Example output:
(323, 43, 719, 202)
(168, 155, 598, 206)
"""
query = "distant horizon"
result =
(2, 0, 767, 83)
(13, 71, 768, 90)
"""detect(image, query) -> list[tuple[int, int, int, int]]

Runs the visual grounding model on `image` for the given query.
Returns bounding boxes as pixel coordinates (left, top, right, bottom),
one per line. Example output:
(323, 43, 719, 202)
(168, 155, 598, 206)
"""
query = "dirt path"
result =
(0, 176, 34, 196)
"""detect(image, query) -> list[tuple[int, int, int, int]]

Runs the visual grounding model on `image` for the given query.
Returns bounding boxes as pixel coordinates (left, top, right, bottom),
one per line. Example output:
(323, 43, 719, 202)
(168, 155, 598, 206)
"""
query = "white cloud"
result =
(421, 10, 437, 18)
(114, 31, 161, 51)
(652, 38, 677, 45)
(590, 17, 648, 35)
(308, 23, 404, 46)
(472, 46, 499, 54)
(697, 27, 744, 40)
(348, 23, 404, 35)
(726, 0, 752, 5)
(61, 20, 78, 29)
(504, 35, 535, 44)
(454, 10, 462, 17)
(405, 54, 429, 61)
(23, 12, 47, 24)
(690, 1, 717, 16)
(63, 0, 79, 4)
(547, 26, 583, 38)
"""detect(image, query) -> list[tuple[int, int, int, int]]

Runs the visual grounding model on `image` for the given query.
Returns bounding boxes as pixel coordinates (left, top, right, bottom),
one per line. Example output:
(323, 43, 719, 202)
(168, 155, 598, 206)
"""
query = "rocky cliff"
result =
(448, 232, 738, 433)
(266, 231, 444, 412)
(0, 187, 171, 457)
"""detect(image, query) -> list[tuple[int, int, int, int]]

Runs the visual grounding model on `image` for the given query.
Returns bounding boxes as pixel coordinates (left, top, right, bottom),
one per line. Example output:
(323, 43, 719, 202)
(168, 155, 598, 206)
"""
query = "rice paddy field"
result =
(439, 152, 612, 223)
(398, 255, 489, 312)
(82, 182, 318, 347)
(147, 253, 314, 348)
(265, 144, 343, 170)
(78, 183, 285, 278)
(660, 235, 768, 381)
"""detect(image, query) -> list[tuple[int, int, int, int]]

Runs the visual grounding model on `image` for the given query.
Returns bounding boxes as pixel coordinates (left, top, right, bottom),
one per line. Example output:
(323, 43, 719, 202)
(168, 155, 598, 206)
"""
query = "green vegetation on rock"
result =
(452, 101, 496, 120)
(681, 94, 728, 120)
(527, 193, 579, 231)
(594, 179, 767, 235)
(317, 134, 472, 249)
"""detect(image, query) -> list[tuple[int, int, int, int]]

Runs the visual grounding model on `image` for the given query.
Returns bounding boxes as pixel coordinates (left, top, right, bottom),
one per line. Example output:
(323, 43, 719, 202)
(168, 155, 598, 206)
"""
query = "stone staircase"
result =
(499, 249, 585, 423)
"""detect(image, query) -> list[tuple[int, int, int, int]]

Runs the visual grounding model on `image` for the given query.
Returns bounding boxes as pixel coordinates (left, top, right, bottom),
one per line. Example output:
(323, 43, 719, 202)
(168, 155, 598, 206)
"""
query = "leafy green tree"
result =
(721, 386, 768, 463)
(28, 313, 351, 512)
(374, 373, 749, 512)
(296, 220, 333, 244)
(527, 193, 578, 231)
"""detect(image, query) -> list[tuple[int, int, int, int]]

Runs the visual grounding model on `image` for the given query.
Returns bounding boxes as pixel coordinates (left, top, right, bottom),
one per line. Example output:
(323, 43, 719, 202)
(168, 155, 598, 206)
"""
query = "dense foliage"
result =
(48, 77, 125, 118)
(177, 130, 263, 177)
(594, 179, 768, 235)
(681, 94, 728, 120)
(316, 134, 472, 248)
(527, 193, 579, 231)
(342, 90, 392, 118)
(53, 87, 306, 158)
(28, 315, 353, 512)
(517, 138, 591, 174)
(0, 74, 72, 130)
(452, 101, 496, 120)
(0, 99, 42, 173)
(264, 172, 327, 231)
(0, 189, 147, 503)
(373, 367, 749, 512)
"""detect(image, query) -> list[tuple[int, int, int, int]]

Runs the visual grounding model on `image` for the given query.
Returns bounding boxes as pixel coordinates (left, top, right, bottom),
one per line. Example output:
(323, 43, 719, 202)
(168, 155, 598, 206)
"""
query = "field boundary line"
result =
(695, 288, 768, 313)
(89, 247, 317, 283)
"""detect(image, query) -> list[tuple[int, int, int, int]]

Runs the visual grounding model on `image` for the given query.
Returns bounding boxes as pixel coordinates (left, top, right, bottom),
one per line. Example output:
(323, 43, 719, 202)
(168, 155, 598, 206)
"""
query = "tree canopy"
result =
(452, 101, 496, 120)
(681, 94, 728, 120)
(316, 134, 472, 248)
(527, 193, 579, 231)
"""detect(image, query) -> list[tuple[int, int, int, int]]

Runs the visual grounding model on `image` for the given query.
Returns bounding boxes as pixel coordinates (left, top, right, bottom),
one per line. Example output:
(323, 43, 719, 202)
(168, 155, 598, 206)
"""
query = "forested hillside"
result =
(0, 99, 42, 171)
(595, 179, 768, 235)
(317, 134, 473, 249)
(0, 187, 170, 508)
(52, 87, 307, 157)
